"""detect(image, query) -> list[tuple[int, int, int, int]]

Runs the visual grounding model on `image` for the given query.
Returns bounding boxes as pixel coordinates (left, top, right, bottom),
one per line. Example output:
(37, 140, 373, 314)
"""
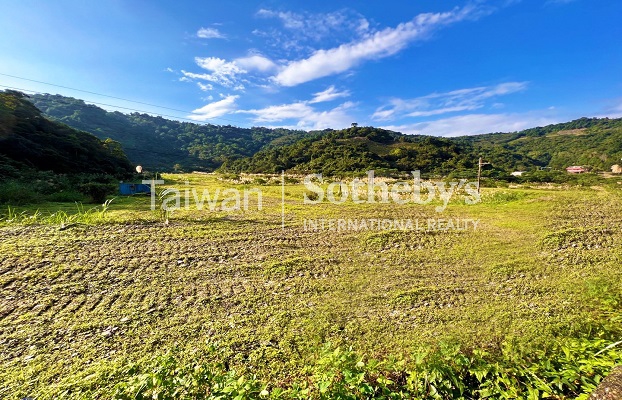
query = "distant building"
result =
(511, 171, 526, 177)
(566, 166, 586, 174)
(612, 164, 622, 174)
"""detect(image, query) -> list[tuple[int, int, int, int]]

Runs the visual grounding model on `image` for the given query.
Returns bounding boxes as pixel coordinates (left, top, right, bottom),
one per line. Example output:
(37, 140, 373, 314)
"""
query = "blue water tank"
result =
(119, 183, 151, 195)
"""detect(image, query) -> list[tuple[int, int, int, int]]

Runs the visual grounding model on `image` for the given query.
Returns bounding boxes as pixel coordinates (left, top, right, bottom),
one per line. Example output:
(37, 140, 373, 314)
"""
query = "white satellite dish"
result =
(136, 165, 143, 173)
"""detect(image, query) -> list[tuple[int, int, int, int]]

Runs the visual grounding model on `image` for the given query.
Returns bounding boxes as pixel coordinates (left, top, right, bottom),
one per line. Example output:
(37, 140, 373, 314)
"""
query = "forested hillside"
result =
(29, 93, 307, 171)
(223, 126, 475, 176)
(0, 90, 134, 204)
(460, 117, 622, 172)
(224, 119, 622, 177)
(0, 90, 132, 178)
(25, 92, 622, 178)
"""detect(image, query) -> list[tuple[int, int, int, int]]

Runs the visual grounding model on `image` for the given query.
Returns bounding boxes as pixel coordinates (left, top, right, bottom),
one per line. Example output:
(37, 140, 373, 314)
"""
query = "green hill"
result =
(224, 119, 622, 177)
(29, 93, 307, 171)
(0, 90, 135, 204)
(222, 126, 474, 177)
(0, 90, 132, 178)
(460, 118, 622, 172)
(25, 92, 622, 178)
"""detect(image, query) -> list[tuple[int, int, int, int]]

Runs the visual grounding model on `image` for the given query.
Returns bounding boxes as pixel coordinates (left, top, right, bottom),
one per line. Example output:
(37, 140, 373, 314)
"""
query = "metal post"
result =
(477, 157, 482, 194)
(477, 157, 490, 194)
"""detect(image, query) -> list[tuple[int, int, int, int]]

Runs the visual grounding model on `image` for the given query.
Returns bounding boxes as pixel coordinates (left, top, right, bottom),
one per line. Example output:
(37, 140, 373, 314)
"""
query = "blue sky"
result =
(1, 0, 621, 136)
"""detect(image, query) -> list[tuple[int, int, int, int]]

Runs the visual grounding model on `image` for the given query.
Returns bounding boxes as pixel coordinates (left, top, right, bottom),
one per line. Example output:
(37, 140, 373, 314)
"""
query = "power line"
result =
(0, 72, 193, 113)
(0, 84, 240, 125)
(0, 73, 244, 125)
(0, 84, 236, 160)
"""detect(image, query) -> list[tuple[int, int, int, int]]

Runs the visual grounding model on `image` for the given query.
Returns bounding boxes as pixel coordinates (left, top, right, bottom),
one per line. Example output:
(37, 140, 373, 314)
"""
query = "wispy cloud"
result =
(272, 4, 487, 87)
(181, 57, 245, 89)
(545, 0, 578, 5)
(372, 82, 528, 120)
(241, 102, 312, 122)
(197, 27, 226, 39)
(181, 54, 277, 91)
(239, 100, 356, 130)
(309, 86, 350, 104)
(234, 55, 277, 73)
(381, 111, 560, 137)
(197, 82, 213, 91)
(188, 95, 239, 121)
(256, 8, 370, 43)
(596, 99, 622, 119)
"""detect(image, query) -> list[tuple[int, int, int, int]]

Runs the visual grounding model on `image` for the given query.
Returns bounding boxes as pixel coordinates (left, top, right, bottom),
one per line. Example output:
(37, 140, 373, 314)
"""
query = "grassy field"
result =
(1, 173, 621, 398)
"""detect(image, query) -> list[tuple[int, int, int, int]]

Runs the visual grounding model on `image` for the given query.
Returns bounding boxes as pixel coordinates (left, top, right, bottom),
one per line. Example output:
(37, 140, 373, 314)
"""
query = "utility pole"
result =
(477, 157, 490, 194)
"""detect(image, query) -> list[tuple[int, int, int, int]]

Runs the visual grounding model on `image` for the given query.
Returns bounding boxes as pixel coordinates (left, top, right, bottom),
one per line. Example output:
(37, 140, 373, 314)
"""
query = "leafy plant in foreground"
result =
(110, 314, 622, 399)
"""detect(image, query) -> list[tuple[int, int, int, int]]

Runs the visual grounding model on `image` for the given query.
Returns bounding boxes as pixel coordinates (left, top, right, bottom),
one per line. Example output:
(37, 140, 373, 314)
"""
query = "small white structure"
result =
(612, 164, 622, 174)
(511, 171, 526, 177)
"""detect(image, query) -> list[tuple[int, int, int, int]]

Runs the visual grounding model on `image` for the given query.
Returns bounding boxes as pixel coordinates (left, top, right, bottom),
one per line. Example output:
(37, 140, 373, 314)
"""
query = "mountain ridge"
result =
(25, 92, 622, 177)
(0, 90, 132, 178)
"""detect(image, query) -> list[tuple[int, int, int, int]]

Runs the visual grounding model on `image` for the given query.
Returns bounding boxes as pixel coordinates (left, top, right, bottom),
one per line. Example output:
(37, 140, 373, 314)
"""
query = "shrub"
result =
(79, 182, 115, 203)
(0, 180, 41, 205)
(305, 191, 320, 201)
(46, 190, 87, 202)
(111, 311, 622, 399)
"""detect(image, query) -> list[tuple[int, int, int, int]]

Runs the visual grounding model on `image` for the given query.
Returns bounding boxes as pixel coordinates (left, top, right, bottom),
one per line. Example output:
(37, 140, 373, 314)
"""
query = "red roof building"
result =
(566, 166, 586, 174)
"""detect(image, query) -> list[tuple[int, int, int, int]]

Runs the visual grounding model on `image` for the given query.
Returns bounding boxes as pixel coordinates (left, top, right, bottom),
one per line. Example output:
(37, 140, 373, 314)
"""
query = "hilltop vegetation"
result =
(223, 126, 474, 177)
(29, 93, 307, 171)
(0, 91, 131, 177)
(27, 92, 622, 178)
(224, 119, 622, 178)
(460, 117, 622, 172)
(0, 90, 133, 204)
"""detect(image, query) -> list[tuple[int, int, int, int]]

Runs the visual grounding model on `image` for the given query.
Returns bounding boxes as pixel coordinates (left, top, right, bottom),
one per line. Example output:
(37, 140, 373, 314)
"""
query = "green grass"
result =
(0, 199, 115, 227)
(0, 173, 621, 398)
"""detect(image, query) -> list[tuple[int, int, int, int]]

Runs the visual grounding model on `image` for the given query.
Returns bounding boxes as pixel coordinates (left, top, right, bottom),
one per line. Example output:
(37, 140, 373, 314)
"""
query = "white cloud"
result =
(239, 100, 356, 130)
(357, 18, 370, 34)
(272, 4, 484, 86)
(234, 55, 277, 72)
(197, 27, 226, 39)
(372, 82, 528, 120)
(596, 99, 622, 119)
(188, 95, 239, 121)
(197, 82, 213, 91)
(257, 8, 369, 42)
(309, 86, 350, 103)
(196, 57, 243, 75)
(181, 57, 246, 89)
(257, 9, 304, 29)
(406, 106, 478, 118)
(381, 112, 560, 137)
(181, 54, 277, 90)
(308, 102, 357, 130)
(242, 102, 312, 122)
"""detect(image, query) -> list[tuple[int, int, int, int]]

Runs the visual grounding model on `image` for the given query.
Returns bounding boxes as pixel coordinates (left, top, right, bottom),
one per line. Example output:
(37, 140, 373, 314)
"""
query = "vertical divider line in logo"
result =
(281, 170, 285, 229)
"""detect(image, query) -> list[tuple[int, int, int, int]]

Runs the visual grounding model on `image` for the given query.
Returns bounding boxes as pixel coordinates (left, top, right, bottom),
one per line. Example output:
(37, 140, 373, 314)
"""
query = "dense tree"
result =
(24, 92, 622, 178)
(29, 94, 309, 171)
(0, 90, 132, 177)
